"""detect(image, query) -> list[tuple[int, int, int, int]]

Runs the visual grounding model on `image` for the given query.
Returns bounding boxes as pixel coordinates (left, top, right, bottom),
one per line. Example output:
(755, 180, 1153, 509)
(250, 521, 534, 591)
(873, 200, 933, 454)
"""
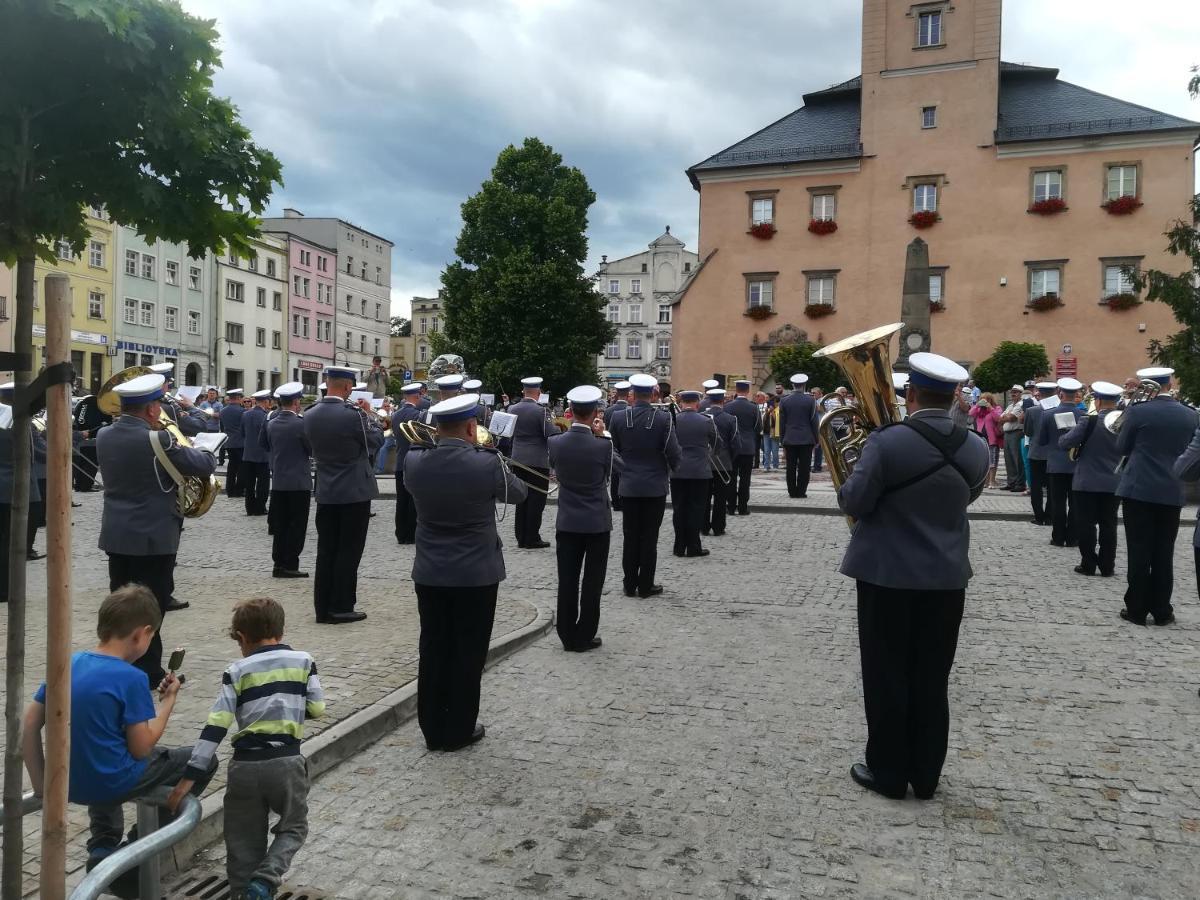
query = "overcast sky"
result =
(180, 0, 1199, 319)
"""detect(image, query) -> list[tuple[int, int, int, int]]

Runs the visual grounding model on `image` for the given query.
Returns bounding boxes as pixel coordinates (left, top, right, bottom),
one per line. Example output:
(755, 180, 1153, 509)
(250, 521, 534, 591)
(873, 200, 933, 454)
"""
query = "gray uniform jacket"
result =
(264, 410, 312, 492)
(838, 408, 989, 590)
(602, 400, 628, 429)
(1038, 402, 1080, 475)
(670, 409, 716, 480)
(548, 424, 622, 533)
(609, 402, 681, 498)
(779, 391, 821, 446)
(177, 408, 207, 437)
(1025, 402, 1049, 461)
(508, 398, 557, 468)
(219, 404, 245, 449)
(304, 397, 383, 505)
(32, 426, 46, 481)
(705, 407, 738, 472)
(404, 439, 527, 586)
(241, 407, 269, 463)
(0, 425, 40, 504)
(1171, 425, 1200, 547)
(724, 396, 761, 457)
(391, 403, 424, 474)
(1058, 415, 1120, 494)
(1116, 398, 1199, 507)
(97, 416, 216, 556)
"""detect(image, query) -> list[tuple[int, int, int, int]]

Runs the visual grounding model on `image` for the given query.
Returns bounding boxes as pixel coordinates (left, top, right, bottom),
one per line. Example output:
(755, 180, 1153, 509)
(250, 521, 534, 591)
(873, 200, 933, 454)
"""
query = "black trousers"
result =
(74, 445, 99, 491)
(610, 469, 622, 510)
(729, 454, 753, 514)
(706, 473, 728, 535)
(269, 489, 310, 572)
(416, 583, 497, 750)
(513, 466, 549, 546)
(313, 501, 371, 619)
(784, 444, 814, 498)
(108, 553, 177, 688)
(621, 495, 666, 595)
(1073, 490, 1119, 575)
(1028, 459, 1048, 523)
(752, 434, 761, 469)
(670, 478, 709, 555)
(394, 470, 417, 544)
(857, 580, 965, 798)
(240, 460, 270, 515)
(28, 478, 46, 551)
(556, 531, 609, 649)
(1047, 473, 1076, 544)
(225, 448, 244, 497)
(1122, 498, 1182, 622)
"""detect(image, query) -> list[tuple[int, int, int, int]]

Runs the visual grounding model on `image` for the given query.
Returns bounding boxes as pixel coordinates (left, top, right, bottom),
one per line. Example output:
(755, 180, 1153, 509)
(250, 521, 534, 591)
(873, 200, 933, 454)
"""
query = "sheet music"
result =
(176, 385, 203, 403)
(489, 410, 517, 439)
(190, 432, 227, 454)
(350, 390, 372, 404)
(1039, 396, 1059, 410)
(1053, 412, 1077, 430)
(481, 393, 495, 407)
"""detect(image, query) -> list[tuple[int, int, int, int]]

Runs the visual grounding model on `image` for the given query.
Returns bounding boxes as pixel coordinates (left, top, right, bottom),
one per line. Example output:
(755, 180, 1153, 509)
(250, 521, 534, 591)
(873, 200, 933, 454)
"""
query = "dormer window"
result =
(917, 9, 943, 47)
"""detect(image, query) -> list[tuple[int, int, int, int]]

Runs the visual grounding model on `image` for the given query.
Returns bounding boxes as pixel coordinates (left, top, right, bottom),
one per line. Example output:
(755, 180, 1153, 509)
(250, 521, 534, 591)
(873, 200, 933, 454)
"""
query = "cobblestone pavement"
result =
(0, 488, 538, 894)
(258, 509, 1200, 899)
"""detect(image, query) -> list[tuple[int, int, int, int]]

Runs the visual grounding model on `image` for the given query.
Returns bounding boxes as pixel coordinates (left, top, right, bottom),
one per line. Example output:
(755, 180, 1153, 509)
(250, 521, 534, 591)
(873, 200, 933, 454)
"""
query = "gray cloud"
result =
(181, 0, 1199, 317)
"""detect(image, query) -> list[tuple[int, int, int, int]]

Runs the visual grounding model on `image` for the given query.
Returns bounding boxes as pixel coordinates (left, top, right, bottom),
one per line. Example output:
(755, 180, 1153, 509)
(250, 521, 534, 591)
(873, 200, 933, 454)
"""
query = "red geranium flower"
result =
(909, 210, 938, 229)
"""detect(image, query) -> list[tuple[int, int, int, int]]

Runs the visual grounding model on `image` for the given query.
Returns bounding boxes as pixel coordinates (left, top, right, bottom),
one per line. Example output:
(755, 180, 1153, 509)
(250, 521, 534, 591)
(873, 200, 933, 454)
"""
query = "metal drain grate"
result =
(168, 873, 329, 900)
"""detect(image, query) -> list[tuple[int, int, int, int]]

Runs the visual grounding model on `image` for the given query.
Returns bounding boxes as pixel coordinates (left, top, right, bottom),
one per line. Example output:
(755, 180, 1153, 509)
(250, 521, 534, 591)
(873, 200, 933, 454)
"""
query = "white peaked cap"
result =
(907, 353, 969, 392)
(629, 373, 657, 390)
(614, 381, 632, 390)
(463, 378, 482, 390)
(521, 376, 543, 387)
(274, 381, 304, 400)
(252, 389, 273, 399)
(1056, 377, 1083, 391)
(789, 373, 809, 386)
(567, 385, 603, 404)
(435, 374, 464, 389)
(1091, 381, 1122, 398)
(1137, 366, 1174, 382)
(429, 393, 481, 422)
(701, 379, 720, 389)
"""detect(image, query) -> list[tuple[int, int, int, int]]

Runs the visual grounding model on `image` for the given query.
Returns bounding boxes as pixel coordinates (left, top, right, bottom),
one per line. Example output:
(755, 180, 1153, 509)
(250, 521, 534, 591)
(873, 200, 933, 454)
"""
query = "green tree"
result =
(970, 341, 1050, 393)
(767, 342, 841, 392)
(439, 138, 613, 395)
(390, 315, 411, 337)
(0, 1, 280, 885)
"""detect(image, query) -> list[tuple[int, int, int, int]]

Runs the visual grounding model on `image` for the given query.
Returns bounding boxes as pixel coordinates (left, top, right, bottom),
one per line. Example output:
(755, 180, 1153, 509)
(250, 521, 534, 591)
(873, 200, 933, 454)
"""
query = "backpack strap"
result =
(882, 418, 972, 495)
(1074, 414, 1099, 459)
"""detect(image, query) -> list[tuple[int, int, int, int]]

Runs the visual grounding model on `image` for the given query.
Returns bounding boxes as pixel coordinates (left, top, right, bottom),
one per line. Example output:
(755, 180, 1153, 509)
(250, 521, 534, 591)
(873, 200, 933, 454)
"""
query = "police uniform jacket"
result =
(264, 410, 312, 492)
(724, 396, 761, 456)
(391, 402, 424, 474)
(404, 438, 528, 586)
(170, 403, 206, 437)
(97, 416, 216, 556)
(1116, 397, 1199, 507)
(303, 397, 383, 505)
(838, 408, 989, 591)
(1171, 425, 1200, 547)
(32, 425, 47, 481)
(705, 407, 738, 472)
(0, 424, 40, 504)
(779, 391, 820, 446)
(670, 409, 716, 480)
(609, 401, 682, 498)
(418, 396, 432, 411)
(1058, 415, 1120, 494)
(219, 403, 245, 449)
(549, 423, 622, 533)
(1025, 402, 1050, 461)
(1038, 402, 1081, 475)
(508, 397, 557, 469)
(602, 400, 628, 429)
(241, 406, 269, 463)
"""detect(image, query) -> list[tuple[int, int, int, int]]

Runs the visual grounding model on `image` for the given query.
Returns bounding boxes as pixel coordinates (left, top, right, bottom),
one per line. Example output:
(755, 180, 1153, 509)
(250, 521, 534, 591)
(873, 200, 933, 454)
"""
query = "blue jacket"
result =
(219, 403, 245, 449)
(705, 406, 738, 473)
(548, 424, 622, 533)
(1058, 414, 1120, 494)
(264, 410, 312, 492)
(1038, 402, 1081, 475)
(391, 402, 424, 475)
(670, 409, 716, 480)
(724, 396, 761, 457)
(241, 406, 269, 463)
(507, 397, 557, 469)
(609, 401, 681, 498)
(1116, 398, 1199, 506)
(779, 391, 820, 446)
(303, 398, 383, 504)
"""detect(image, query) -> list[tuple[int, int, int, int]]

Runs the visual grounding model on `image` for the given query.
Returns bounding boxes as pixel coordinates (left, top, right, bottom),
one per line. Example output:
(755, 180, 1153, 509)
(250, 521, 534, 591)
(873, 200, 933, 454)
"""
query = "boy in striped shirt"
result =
(168, 597, 325, 900)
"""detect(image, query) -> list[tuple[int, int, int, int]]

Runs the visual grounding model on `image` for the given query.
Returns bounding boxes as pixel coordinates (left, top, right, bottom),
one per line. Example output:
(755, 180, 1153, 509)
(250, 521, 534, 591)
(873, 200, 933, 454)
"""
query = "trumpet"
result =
(394, 418, 556, 495)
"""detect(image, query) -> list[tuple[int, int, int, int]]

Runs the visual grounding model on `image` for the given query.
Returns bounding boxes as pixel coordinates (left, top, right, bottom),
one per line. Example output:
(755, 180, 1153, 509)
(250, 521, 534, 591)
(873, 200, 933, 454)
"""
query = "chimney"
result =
(283, 208, 304, 219)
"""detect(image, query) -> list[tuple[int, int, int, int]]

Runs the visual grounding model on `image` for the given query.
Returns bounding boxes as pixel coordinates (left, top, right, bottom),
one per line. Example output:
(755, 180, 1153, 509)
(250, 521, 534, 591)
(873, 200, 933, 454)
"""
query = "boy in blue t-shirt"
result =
(22, 584, 218, 879)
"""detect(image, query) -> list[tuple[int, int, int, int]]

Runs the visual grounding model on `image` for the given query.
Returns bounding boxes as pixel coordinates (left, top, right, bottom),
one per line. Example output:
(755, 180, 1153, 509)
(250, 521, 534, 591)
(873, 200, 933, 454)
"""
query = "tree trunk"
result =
(2, 253, 35, 900)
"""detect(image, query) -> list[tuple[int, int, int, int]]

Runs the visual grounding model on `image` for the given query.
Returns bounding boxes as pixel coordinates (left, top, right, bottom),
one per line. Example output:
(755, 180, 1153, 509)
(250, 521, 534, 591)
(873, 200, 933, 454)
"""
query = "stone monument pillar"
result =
(897, 237, 931, 371)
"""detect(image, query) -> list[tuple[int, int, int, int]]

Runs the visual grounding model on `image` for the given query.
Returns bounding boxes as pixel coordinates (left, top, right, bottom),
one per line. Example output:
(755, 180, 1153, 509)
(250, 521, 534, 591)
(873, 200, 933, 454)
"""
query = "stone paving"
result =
(236, 504, 1200, 898)
(0, 487, 538, 895)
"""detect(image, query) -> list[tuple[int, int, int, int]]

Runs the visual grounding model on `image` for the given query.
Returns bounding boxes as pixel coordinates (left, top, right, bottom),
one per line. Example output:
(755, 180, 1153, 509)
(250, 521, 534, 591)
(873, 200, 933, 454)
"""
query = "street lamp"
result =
(212, 336, 234, 388)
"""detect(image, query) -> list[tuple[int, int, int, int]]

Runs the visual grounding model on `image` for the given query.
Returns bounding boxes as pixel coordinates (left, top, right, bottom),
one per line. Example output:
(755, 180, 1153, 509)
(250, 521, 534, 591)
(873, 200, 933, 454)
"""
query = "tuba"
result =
(812, 322, 905, 523)
(97, 366, 221, 517)
(394, 417, 556, 495)
(1103, 378, 1161, 435)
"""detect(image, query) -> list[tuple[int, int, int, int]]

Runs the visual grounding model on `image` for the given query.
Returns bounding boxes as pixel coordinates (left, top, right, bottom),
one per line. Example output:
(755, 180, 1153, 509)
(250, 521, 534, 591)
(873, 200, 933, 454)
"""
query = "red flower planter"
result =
(908, 210, 938, 229)
(808, 218, 838, 236)
(930, 300, 946, 313)
(745, 305, 775, 320)
(804, 303, 836, 319)
(1104, 293, 1141, 310)
(1102, 196, 1142, 216)
(749, 222, 776, 239)
(1027, 293, 1063, 312)
(1028, 198, 1067, 215)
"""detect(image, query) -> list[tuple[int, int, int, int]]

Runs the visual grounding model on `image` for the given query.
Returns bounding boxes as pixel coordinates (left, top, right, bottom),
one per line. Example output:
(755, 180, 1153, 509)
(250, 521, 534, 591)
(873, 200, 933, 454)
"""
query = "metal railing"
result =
(703, 141, 863, 166)
(996, 115, 1168, 141)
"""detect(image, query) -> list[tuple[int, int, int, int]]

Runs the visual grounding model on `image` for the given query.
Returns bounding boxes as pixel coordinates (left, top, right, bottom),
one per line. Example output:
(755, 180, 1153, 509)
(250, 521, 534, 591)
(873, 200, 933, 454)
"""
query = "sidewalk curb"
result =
(165, 602, 555, 875)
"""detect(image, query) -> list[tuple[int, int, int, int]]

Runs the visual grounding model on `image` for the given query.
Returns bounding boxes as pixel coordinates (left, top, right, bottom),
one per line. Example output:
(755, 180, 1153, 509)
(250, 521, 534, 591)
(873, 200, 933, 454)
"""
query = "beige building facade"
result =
(675, 0, 1199, 390)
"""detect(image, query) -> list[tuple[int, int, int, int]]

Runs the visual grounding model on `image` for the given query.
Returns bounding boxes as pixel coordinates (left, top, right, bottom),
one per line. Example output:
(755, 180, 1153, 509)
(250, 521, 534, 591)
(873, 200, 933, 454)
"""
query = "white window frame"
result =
(747, 280, 774, 309)
(605, 341, 621, 359)
(807, 275, 836, 306)
(751, 197, 774, 225)
(123, 297, 137, 325)
(125, 249, 139, 276)
(657, 338, 671, 359)
(418, 343, 428, 363)
(921, 106, 937, 129)
(1104, 265, 1135, 297)
(1033, 170, 1063, 202)
(658, 304, 671, 324)
(631, 279, 642, 294)
(607, 304, 620, 323)
(88, 240, 105, 268)
(56, 238, 73, 261)
(1107, 165, 1137, 201)
(256, 327, 266, 348)
(188, 310, 201, 335)
(165, 260, 178, 285)
(272, 331, 281, 350)
(164, 306, 178, 331)
(302, 317, 310, 339)
(929, 273, 944, 304)
(266, 259, 276, 278)
(628, 303, 643, 324)
(139, 300, 155, 327)
(256, 288, 266, 308)
(607, 279, 620, 295)
(913, 183, 938, 212)
(811, 193, 836, 221)
(88, 290, 104, 319)
(917, 10, 942, 46)
(1030, 267, 1061, 300)
(226, 280, 244, 302)
(140, 253, 155, 280)
(188, 266, 201, 290)
(626, 337, 642, 359)
(272, 292, 282, 311)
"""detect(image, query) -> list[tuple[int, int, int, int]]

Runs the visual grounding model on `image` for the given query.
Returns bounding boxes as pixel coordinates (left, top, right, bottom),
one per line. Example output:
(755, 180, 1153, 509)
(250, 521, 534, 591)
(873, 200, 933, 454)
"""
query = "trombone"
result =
(394, 418, 557, 495)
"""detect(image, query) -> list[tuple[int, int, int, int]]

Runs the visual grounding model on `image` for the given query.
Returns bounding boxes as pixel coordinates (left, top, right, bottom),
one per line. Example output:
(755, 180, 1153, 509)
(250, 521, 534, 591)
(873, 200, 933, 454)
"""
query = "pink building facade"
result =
(278, 234, 336, 395)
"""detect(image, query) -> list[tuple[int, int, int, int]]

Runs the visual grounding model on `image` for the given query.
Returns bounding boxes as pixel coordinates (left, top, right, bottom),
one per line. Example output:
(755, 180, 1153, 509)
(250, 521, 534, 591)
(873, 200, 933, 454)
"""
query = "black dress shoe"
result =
(850, 763, 906, 799)
(1119, 609, 1147, 626)
(443, 724, 485, 752)
(315, 616, 334, 624)
(1073, 565, 1095, 576)
(711, 530, 725, 537)
(164, 599, 190, 612)
(737, 509, 749, 517)
(639, 585, 664, 598)
(672, 549, 686, 557)
(1065, 541, 1078, 548)
(701, 529, 711, 536)
(567, 637, 603, 652)
(1153, 614, 1176, 626)
(71, 501, 82, 508)
(685, 548, 710, 558)
(26, 550, 45, 561)
(1099, 570, 1115, 578)
(1049, 540, 1066, 547)
(796, 493, 807, 499)
(272, 569, 309, 578)
(328, 611, 367, 624)
(526, 540, 550, 550)
(396, 538, 415, 545)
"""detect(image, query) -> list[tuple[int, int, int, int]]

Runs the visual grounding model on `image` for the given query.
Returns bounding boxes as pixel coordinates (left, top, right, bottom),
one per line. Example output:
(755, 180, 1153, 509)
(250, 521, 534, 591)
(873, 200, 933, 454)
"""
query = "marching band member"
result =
(72, 392, 108, 491)
(304, 366, 383, 625)
(1037, 378, 1083, 547)
(1115, 367, 1199, 626)
(507, 376, 557, 549)
(610, 373, 681, 598)
(1024, 382, 1057, 526)
(837, 353, 988, 801)
(779, 373, 821, 499)
(404, 393, 527, 751)
(1057, 381, 1123, 578)
(698, 379, 720, 412)
(219, 388, 246, 498)
(264, 382, 312, 578)
(240, 389, 273, 517)
(0, 384, 41, 602)
(393, 383, 425, 545)
(724, 379, 761, 516)
(1172, 422, 1200, 627)
(27, 413, 46, 560)
(702, 388, 737, 537)
(548, 385, 620, 652)
(463, 378, 490, 425)
(669, 390, 715, 558)
(603, 381, 631, 511)
(96, 373, 216, 686)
